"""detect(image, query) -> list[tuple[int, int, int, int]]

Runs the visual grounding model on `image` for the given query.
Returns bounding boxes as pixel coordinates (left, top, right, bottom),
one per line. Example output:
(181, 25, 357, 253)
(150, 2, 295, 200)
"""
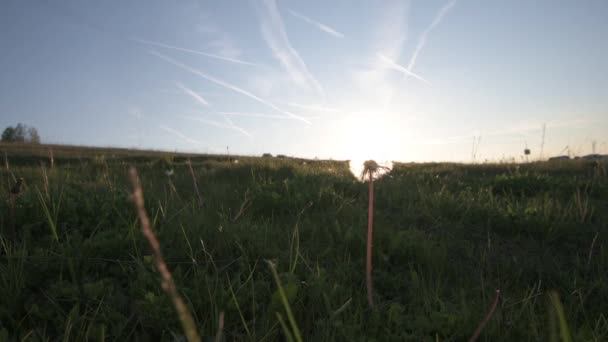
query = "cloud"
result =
(207, 35, 243, 60)
(158, 124, 206, 145)
(377, 53, 432, 86)
(287, 9, 344, 38)
(128, 107, 144, 120)
(175, 83, 210, 107)
(254, 0, 324, 94)
(185, 115, 253, 138)
(221, 115, 253, 138)
(133, 38, 257, 66)
(288, 102, 340, 113)
(220, 111, 319, 120)
(408, 0, 457, 71)
(420, 118, 597, 145)
(351, 0, 410, 110)
(150, 51, 311, 124)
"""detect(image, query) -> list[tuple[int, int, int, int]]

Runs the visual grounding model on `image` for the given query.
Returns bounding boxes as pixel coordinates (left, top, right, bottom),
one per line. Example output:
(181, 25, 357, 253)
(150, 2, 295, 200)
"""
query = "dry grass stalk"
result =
(8, 177, 24, 240)
(469, 289, 501, 342)
(129, 167, 200, 342)
(361, 160, 389, 307)
(587, 232, 599, 268)
(40, 163, 49, 196)
(187, 159, 204, 207)
(214, 311, 225, 342)
(232, 189, 251, 222)
(49, 148, 54, 169)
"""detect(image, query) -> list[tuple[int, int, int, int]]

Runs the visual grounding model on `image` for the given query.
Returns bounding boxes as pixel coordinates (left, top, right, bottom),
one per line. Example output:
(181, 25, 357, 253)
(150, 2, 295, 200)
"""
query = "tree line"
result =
(1, 123, 41, 144)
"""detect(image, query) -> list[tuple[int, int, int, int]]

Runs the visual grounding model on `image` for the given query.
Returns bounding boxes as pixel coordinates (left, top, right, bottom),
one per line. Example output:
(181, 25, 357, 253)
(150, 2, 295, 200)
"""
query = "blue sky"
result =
(1, 0, 607, 162)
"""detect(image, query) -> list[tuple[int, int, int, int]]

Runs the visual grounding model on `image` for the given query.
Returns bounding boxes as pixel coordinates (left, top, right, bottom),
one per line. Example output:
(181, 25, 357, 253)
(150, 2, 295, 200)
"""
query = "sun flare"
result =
(336, 112, 399, 178)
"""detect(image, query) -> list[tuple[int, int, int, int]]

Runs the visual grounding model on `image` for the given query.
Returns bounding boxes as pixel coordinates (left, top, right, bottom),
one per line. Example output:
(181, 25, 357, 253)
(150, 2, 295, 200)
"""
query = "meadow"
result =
(0, 143, 607, 341)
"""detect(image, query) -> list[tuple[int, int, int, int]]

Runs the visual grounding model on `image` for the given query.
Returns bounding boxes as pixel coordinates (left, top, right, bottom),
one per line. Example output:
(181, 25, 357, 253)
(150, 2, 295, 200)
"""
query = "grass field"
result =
(1, 143, 607, 341)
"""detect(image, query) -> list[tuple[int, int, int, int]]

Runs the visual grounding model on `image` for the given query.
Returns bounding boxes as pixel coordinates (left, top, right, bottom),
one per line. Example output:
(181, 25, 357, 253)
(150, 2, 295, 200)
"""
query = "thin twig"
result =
(469, 289, 501, 342)
(129, 166, 200, 342)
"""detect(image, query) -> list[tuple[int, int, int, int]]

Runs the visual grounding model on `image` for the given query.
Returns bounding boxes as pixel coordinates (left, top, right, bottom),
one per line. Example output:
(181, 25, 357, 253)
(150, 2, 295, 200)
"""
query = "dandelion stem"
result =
(366, 173, 374, 307)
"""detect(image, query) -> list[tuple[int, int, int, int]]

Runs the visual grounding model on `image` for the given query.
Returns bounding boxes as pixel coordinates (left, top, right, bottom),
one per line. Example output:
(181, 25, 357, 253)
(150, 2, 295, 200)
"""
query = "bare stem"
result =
(9, 193, 15, 240)
(366, 174, 374, 307)
(214, 311, 225, 342)
(469, 289, 501, 342)
(129, 167, 200, 342)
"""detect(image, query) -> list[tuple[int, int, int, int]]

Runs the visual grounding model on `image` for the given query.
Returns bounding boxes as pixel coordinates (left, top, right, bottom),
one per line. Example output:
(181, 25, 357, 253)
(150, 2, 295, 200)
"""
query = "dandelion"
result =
(361, 160, 389, 307)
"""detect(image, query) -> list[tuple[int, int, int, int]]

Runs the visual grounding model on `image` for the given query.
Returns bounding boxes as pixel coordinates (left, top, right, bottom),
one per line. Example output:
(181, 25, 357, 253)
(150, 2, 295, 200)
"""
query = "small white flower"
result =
(165, 169, 174, 176)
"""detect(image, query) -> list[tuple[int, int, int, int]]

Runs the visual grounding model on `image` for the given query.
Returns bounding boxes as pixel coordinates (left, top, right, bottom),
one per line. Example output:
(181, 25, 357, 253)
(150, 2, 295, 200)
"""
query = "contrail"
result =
(158, 124, 205, 145)
(288, 102, 340, 113)
(255, 0, 324, 94)
(133, 38, 257, 66)
(150, 51, 311, 124)
(221, 115, 253, 138)
(408, 0, 457, 71)
(185, 116, 253, 138)
(175, 82, 210, 107)
(287, 9, 345, 38)
(377, 53, 432, 86)
(220, 111, 319, 120)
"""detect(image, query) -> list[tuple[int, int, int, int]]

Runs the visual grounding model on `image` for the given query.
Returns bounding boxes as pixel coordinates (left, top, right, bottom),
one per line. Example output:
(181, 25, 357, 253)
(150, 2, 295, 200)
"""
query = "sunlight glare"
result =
(338, 112, 397, 179)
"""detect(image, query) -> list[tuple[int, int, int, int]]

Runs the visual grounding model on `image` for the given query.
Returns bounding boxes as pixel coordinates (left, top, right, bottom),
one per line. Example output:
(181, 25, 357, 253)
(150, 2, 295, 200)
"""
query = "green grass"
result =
(1, 143, 607, 341)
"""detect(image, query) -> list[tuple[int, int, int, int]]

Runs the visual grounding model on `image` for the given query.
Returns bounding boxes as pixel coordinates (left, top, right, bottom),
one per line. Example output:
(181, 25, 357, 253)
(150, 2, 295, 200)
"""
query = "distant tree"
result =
(27, 127, 40, 144)
(14, 124, 26, 142)
(1, 127, 16, 142)
(1, 123, 41, 143)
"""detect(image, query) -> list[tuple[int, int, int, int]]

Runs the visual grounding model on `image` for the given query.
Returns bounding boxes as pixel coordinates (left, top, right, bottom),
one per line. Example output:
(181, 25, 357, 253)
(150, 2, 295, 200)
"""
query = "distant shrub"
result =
(1, 123, 40, 144)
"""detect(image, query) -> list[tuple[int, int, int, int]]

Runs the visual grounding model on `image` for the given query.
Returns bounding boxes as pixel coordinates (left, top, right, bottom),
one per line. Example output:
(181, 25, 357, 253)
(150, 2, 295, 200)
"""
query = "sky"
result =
(1, 0, 607, 163)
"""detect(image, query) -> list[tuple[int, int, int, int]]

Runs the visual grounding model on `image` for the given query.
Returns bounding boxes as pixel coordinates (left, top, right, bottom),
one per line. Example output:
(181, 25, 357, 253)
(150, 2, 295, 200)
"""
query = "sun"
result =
(334, 111, 400, 178)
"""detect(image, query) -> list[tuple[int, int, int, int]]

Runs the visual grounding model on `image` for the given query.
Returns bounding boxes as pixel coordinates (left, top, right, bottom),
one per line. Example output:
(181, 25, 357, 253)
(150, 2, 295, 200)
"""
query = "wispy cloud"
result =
(377, 53, 432, 86)
(150, 51, 311, 124)
(254, 0, 323, 94)
(221, 115, 253, 138)
(207, 35, 243, 60)
(185, 115, 253, 138)
(175, 82, 210, 107)
(158, 124, 206, 145)
(288, 102, 340, 113)
(287, 9, 344, 38)
(133, 38, 257, 66)
(421, 118, 597, 145)
(351, 0, 410, 110)
(220, 111, 319, 120)
(408, 0, 457, 71)
(128, 107, 144, 120)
